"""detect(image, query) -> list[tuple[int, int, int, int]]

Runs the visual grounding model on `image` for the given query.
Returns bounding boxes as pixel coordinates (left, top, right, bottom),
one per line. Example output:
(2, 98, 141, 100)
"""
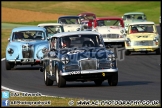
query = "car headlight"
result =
(76, 28, 80, 31)
(22, 45, 26, 48)
(153, 37, 159, 45)
(120, 30, 124, 34)
(126, 38, 131, 42)
(61, 56, 69, 64)
(153, 37, 158, 41)
(42, 47, 48, 53)
(126, 38, 131, 46)
(49, 52, 56, 58)
(107, 53, 116, 61)
(7, 48, 14, 54)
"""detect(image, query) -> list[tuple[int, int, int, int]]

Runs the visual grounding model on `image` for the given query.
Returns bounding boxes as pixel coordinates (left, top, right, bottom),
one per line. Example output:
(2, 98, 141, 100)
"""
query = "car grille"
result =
(134, 41, 153, 46)
(102, 34, 119, 38)
(79, 58, 97, 70)
(99, 63, 110, 69)
(65, 65, 80, 71)
(22, 45, 34, 58)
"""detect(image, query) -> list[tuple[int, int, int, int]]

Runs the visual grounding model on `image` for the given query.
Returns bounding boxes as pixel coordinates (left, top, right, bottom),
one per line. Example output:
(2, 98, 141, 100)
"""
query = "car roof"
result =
(124, 12, 145, 15)
(96, 17, 123, 20)
(12, 26, 46, 32)
(58, 16, 81, 19)
(129, 21, 155, 25)
(51, 31, 101, 38)
(78, 12, 96, 16)
(37, 23, 63, 26)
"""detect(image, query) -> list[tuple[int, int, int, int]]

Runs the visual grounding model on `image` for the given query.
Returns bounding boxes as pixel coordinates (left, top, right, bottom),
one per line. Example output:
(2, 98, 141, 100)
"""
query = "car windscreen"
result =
(58, 17, 81, 24)
(129, 24, 154, 33)
(44, 25, 64, 37)
(123, 14, 146, 20)
(59, 34, 104, 48)
(97, 20, 121, 26)
(12, 30, 45, 41)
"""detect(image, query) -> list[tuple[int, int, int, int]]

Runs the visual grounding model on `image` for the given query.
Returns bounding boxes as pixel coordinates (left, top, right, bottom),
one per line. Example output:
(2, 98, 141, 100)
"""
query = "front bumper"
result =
(61, 68, 118, 81)
(103, 38, 125, 42)
(61, 68, 118, 76)
(7, 58, 41, 65)
(125, 46, 159, 52)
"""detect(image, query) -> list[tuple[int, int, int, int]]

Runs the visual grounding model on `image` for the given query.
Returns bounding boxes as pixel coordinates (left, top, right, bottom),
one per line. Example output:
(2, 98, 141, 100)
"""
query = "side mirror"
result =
(8, 38, 10, 42)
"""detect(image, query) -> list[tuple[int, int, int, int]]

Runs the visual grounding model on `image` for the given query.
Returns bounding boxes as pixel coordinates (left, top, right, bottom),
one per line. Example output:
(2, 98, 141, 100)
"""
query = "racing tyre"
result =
(6, 61, 13, 70)
(94, 80, 103, 86)
(125, 50, 131, 55)
(55, 66, 66, 88)
(156, 48, 160, 55)
(44, 66, 54, 86)
(108, 72, 118, 86)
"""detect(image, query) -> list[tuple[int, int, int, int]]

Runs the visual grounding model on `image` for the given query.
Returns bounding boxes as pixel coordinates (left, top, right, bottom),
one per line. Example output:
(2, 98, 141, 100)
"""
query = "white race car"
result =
(57, 16, 82, 32)
(92, 17, 126, 48)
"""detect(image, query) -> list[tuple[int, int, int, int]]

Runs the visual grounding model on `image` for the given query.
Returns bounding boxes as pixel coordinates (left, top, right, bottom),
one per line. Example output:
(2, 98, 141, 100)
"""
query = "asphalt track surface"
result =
(1, 25, 161, 103)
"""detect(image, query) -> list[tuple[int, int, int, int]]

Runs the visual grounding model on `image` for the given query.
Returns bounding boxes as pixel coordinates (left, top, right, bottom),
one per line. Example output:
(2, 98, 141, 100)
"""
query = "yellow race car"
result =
(125, 21, 160, 55)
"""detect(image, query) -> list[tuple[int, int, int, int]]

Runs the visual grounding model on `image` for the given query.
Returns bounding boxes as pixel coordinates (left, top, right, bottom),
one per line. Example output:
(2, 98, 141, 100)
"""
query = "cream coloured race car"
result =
(57, 16, 82, 32)
(125, 21, 160, 55)
(38, 23, 64, 37)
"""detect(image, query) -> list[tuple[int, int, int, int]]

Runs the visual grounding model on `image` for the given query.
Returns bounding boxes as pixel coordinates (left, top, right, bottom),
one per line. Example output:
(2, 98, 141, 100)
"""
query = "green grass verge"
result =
(2, 1, 160, 24)
(2, 20, 57, 26)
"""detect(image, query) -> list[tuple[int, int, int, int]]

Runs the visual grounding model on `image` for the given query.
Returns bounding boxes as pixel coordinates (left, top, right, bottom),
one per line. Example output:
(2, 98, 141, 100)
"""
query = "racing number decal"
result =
(69, 71, 81, 75)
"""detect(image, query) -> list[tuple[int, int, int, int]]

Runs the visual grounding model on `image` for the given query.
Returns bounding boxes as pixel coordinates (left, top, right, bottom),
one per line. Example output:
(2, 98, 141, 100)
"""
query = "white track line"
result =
(1, 58, 65, 98)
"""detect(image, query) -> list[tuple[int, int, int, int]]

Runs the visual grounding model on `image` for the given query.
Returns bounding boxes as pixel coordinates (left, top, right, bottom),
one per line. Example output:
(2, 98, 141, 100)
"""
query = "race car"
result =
(125, 21, 160, 55)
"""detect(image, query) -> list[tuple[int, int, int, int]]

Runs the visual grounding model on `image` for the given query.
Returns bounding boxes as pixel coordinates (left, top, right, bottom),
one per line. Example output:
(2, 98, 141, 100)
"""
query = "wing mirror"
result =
(47, 37, 50, 41)
(8, 38, 10, 42)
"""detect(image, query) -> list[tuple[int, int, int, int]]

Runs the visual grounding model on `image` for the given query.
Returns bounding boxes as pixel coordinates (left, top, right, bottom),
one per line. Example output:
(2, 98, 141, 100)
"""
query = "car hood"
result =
(63, 24, 81, 32)
(96, 26, 123, 34)
(58, 47, 113, 61)
(8, 40, 48, 46)
(124, 19, 146, 24)
(127, 33, 157, 40)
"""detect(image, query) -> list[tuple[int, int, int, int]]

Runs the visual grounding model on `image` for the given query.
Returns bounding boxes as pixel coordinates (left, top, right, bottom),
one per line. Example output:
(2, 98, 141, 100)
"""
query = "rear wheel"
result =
(44, 66, 54, 86)
(108, 72, 118, 86)
(55, 66, 66, 88)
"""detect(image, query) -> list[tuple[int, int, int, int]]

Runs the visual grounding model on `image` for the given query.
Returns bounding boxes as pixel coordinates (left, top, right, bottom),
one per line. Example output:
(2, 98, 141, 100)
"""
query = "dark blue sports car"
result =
(40, 31, 118, 87)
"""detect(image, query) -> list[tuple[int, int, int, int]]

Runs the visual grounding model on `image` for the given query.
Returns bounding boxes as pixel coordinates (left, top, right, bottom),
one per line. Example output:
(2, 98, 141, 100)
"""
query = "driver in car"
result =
(62, 37, 72, 48)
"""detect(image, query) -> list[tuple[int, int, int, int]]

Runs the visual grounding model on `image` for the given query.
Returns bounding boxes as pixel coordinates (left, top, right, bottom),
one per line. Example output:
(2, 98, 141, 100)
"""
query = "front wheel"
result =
(108, 72, 118, 86)
(125, 50, 131, 56)
(44, 67, 54, 86)
(6, 60, 14, 70)
(156, 48, 160, 55)
(55, 66, 66, 88)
